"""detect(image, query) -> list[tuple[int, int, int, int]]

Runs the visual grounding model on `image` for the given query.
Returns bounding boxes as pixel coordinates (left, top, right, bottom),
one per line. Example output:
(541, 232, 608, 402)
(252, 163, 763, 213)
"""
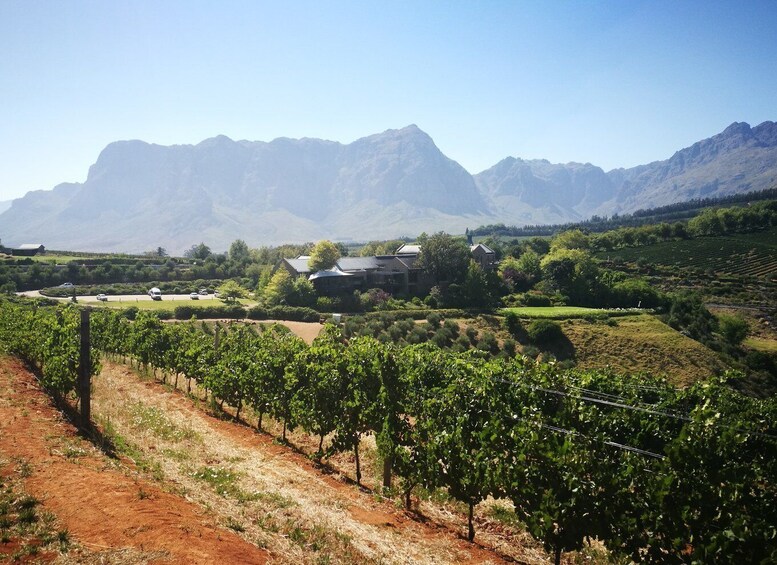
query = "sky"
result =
(1, 0, 776, 201)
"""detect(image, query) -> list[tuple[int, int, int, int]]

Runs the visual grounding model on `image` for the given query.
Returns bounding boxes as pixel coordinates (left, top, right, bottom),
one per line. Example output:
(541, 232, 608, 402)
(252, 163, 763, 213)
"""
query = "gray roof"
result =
(284, 257, 312, 274)
(309, 267, 354, 280)
(471, 243, 495, 254)
(394, 255, 420, 269)
(396, 243, 421, 255)
(336, 256, 381, 271)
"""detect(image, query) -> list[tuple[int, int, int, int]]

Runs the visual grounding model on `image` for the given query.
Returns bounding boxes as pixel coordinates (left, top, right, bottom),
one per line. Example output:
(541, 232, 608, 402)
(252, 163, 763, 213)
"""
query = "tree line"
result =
(471, 187, 777, 238)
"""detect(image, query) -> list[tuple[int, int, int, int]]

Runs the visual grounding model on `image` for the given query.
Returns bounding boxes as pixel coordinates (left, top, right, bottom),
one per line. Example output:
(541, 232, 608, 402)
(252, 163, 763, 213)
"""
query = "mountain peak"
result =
(722, 122, 751, 137)
(197, 134, 236, 147)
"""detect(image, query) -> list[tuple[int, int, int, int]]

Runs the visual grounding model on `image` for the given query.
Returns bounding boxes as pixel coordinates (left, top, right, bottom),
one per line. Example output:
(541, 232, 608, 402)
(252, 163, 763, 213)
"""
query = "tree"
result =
(308, 240, 341, 271)
(228, 239, 251, 265)
(184, 242, 212, 260)
(145, 247, 168, 257)
(217, 280, 247, 302)
(416, 232, 470, 284)
(718, 314, 748, 345)
(540, 248, 599, 304)
(263, 269, 294, 305)
(461, 260, 495, 307)
(550, 229, 590, 252)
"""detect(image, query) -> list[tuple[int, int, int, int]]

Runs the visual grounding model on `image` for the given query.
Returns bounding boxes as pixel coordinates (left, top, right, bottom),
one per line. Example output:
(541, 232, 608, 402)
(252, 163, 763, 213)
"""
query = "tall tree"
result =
(308, 240, 341, 271)
(416, 232, 470, 284)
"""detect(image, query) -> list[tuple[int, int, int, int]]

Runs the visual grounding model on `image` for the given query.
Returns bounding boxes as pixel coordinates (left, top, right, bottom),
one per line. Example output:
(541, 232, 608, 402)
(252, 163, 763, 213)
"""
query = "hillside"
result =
(1, 121, 776, 254)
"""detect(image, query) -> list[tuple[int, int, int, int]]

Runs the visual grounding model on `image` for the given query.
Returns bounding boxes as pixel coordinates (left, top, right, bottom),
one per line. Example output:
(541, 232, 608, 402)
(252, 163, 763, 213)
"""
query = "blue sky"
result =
(1, 0, 776, 201)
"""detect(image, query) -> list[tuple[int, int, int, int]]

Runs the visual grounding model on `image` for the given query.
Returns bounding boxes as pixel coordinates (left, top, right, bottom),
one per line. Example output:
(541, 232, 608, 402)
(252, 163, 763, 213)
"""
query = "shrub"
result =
(174, 304, 245, 320)
(503, 311, 522, 336)
(524, 293, 552, 307)
(718, 314, 748, 345)
(267, 305, 320, 322)
(246, 306, 269, 320)
(502, 338, 517, 357)
(426, 312, 443, 329)
(527, 319, 564, 345)
(476, 331, 500, 354)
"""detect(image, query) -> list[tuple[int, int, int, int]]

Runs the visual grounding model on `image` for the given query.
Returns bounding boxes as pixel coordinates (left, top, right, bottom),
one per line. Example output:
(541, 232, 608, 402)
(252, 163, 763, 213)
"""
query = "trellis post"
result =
(79, 308, 91, 425)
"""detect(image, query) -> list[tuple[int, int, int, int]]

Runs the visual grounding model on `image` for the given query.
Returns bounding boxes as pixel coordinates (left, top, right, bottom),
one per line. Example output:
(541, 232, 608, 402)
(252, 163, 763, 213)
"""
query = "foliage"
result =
(308, 240, 341, 272)
(184, 242, 212, 260)
(416, 232, 470, 284)
(57, 300, 777, 564)
(216, 280, 247, 302)
(527, 319, 564, 345)
(718, 314, 749, 345)
(0, 299, 100, 395)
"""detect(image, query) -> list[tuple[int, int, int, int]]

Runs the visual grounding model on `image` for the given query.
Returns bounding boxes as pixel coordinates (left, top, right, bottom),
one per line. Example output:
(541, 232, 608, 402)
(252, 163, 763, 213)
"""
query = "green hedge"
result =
(174, 304, 246, 320)
(364, 308, 467, 322)
(246, 305, 320, 322)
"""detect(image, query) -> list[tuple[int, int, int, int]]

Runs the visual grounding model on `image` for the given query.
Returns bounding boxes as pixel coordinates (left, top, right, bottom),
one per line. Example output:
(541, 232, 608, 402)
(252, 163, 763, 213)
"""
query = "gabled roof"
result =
(17, 243, 44, 250)
(470, 243, 495, 254)
(394, 255, 420, 269)
(284, 257, 312, 274)
(395, 243, 421, 255)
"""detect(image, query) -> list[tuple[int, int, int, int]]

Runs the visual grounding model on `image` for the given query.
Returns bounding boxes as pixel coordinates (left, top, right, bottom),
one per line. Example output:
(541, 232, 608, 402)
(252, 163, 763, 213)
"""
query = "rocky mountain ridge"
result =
(1, 121, 775, 254)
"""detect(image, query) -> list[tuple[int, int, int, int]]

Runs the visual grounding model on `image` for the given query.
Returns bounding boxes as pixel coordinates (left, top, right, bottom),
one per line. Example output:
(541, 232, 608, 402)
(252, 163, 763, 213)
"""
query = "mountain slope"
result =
(474, 120, 777, 221)
(0, 126, 489, 253)
(1, 121, 775, 253)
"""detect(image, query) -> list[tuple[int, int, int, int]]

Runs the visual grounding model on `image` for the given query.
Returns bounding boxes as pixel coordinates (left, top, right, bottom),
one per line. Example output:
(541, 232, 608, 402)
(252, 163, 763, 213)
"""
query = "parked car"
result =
(96, 294, 108, 302)
(148, 287, 162, 300)
(190, 292, 199, 300)
(198, 288, 209, 295)
(59, 282, 74, 288)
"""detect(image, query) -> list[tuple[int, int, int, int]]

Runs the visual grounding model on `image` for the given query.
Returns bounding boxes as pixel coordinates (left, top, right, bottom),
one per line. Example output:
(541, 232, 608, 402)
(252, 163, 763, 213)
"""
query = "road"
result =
(17, 290, 221, 304)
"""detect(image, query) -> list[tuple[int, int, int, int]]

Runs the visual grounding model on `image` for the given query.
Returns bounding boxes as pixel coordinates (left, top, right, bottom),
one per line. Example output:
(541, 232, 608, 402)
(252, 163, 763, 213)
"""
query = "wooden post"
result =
(79, 308, 91, 426)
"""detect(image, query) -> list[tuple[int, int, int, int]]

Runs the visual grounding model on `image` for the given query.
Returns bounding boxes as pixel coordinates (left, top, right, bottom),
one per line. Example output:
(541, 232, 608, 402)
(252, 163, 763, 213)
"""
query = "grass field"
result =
(744, 336, 777, 353)
(562, 314, 728, 386)
(1, 254, 92, 263)
(500, 306, 639, 318)
(597, 228, 777, 278)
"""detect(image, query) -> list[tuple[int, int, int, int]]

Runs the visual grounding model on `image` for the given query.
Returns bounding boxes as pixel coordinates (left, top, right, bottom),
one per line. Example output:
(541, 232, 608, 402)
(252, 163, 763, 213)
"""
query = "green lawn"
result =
(743, 336, 777, 353)
(500, 306, 639, 318)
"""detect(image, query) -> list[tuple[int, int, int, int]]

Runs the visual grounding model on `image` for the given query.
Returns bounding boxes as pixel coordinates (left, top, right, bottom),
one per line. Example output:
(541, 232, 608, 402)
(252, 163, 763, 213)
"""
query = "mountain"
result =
(0, 126, 489, 253)
(474, 120, 777, 221)
(1, 122, 775, 254)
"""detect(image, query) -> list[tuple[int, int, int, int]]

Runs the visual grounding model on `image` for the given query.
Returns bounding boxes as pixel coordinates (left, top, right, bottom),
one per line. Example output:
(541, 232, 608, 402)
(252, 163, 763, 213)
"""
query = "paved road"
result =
(17, 290, 221, 304)
(80, 293, 221, 304)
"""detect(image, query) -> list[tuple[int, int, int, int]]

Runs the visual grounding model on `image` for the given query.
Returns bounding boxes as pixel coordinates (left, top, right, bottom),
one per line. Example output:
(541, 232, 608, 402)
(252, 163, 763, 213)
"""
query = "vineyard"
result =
(598, 228, 777, 278)
(1, 299, 776, 564)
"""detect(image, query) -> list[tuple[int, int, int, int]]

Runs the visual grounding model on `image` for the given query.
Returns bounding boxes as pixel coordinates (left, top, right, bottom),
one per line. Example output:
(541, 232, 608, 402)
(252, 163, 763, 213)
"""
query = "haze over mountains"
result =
(1, 121, 776, 254)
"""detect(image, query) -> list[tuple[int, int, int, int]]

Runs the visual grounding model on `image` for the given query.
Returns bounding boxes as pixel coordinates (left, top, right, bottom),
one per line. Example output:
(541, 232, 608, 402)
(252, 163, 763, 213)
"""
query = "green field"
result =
(597, 228, 777, 278)
(500, 306, 638, 318)
(744, 336, 777, 353)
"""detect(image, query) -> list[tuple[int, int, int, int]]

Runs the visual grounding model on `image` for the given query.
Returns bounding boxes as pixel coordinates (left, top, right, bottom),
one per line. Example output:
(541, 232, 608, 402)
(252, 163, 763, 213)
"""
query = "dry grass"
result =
(562, 314, 728, 386)
(92, 361, 553, 564)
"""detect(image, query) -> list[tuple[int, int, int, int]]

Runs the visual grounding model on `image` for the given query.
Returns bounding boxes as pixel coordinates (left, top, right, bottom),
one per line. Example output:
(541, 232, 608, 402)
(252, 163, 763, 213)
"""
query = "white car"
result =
(148, 287, 162, 300)
(190, 292, 199, 300)
(60, 282, 74, 288)
(96, 294, 108, 301)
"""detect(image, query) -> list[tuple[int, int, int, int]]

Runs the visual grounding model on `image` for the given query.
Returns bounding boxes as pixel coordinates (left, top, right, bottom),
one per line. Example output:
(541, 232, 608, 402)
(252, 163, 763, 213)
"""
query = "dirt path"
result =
(0, 356, 269, 564)
(89, 360, 536, 564)
(0, 355, 549, 564)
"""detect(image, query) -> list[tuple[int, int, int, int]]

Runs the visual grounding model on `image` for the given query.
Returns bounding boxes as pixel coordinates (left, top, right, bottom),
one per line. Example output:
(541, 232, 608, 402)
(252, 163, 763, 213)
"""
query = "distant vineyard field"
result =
(598, 228, 777, 278)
